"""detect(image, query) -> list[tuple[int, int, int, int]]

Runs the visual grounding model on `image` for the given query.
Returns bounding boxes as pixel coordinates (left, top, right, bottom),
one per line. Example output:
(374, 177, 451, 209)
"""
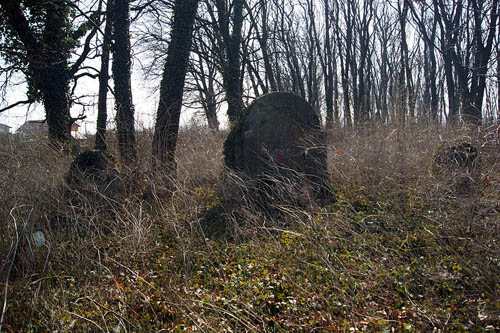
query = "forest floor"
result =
(1, 123, 500, 332)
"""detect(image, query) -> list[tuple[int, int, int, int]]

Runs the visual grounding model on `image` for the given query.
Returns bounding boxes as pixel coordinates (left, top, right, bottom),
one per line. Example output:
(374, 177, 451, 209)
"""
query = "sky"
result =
(0, 0, 193, 135)
(0, 61, 202, 135)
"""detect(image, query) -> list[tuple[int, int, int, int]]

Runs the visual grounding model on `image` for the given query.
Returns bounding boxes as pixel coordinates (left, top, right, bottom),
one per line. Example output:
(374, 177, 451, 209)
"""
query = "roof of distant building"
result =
(17, 121, 48, 138)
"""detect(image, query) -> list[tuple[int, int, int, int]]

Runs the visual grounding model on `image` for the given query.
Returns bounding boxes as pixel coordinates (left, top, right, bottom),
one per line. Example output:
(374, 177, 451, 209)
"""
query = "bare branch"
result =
(0, 99, 35, 113)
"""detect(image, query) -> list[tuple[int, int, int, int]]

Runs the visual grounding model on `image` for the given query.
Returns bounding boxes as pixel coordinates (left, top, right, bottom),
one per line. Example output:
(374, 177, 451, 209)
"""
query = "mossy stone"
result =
(223, 92, 334, 205)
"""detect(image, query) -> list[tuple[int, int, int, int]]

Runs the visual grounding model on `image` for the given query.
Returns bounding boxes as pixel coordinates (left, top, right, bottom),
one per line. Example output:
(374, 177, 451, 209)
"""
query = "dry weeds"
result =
(1, 123, 500, 331)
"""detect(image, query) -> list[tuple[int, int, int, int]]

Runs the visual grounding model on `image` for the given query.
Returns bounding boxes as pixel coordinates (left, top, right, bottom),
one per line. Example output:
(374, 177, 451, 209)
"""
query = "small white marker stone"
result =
(32, 231, 46, 247)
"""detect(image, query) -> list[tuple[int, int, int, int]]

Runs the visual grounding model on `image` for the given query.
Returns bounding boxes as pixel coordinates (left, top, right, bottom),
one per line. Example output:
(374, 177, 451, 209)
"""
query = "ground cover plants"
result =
(1, 123, 500, 332)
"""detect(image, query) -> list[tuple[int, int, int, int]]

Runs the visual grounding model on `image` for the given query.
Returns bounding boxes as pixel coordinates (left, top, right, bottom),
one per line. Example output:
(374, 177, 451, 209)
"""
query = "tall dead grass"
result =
(1, 122, 500, 330)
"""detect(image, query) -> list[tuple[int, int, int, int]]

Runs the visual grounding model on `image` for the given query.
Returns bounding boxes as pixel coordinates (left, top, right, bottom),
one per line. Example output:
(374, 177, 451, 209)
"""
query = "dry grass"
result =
(1, 123, 500, 331)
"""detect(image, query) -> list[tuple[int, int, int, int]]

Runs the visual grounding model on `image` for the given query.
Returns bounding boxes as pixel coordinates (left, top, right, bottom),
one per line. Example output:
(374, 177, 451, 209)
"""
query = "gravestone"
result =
(224, 92, 334, 205)
(431, 141, 481, 195)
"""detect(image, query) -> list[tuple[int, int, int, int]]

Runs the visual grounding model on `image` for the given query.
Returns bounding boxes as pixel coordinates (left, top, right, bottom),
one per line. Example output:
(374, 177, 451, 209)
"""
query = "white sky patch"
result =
(0, 59, 205, 135)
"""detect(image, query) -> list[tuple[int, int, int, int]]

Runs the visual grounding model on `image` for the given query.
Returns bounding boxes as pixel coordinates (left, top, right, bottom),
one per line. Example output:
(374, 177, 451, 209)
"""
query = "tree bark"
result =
(335, 1, 353, 126)
(152, 0, 200, 176)
(323, 0, 335, 127)
(215, 0, 245, 126)
(428, 10, 439, 123)
(433, 0, 458, 124)
(95, 0, 114, 151)
(41, 1, 72, 145)
(0, 0, 72, 146)
(204, 87, 219, 131)
(113, 0, 137, 168)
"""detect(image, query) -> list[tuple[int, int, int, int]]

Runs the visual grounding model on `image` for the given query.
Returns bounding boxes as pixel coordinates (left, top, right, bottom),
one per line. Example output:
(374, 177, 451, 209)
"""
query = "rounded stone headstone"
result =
(224, 92, 334, 204)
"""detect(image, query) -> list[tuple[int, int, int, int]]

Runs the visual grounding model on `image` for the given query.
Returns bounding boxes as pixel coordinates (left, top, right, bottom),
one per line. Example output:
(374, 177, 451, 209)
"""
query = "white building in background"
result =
(0, 123, 11, 133)
(17, 120, 82, 140)
(17, 120, 48, 140)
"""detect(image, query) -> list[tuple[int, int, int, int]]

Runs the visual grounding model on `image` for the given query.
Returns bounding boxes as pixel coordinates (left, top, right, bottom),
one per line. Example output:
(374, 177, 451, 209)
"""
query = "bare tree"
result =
(372, 5, 397, 122)
(95, 0, 114, 152)
(152, 0, 200, 177)
(334, 0, 354, 126)
(113, 0, 137, 168)
(433, 0, 499, 124)
(321, 0, 338, 127)
(0, 0, 101, 146)
(190, 33, 222, 131)
(245, 0, 277, 92)
(204, 0, 246, 126)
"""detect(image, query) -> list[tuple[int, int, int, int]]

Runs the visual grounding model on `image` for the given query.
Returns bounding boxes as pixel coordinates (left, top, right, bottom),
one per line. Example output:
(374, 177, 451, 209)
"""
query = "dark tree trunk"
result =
(333, 59, 340, 122)
(152, 0, 200, 176)
(378, 35, 389, 122)
(305, 3, 319, 113)
(497, 32, 500, 121)
(323, 0, 335, 127)
(433, 0, 458, 124)
(428, 12, 439, 123)
(336, 1, 353, 126)
(205, 87, 219, 131)
(260, 3, 277, 92)
(357, 3, 373, 124)
(0, 0, 72, 146)
(42, 1, 72, 145)
(346, 1, 359, 124)
(226, 0, 245, 126)
(113, 0, 137, 168)
(95, 0, 114, 151)
(466, 0, 499, 124)
(215, 0, 245, 126)
(397, 0, 410, 124)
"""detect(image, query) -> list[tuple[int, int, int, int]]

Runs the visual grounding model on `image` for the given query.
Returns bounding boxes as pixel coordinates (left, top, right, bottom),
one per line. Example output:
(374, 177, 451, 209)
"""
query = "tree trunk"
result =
(433, 0, 458, 124)
(429, 15, 439, 123)
(95, 0, 114, 151)
(324, 0, 335, 127)
(337, 1, 353, 126)
(497, 32, 500, 121)
(113, 0, 137, 168)
(42, 1, 72, 145)
(310, 0, 334, 127)
(0, 0, 72, 146)
(205, 86, 219, 131)
(217, 0, 245, 126)
(467, 0, 499, 124)
(152, 0, 199, 176)
(397, 0, 410, 124)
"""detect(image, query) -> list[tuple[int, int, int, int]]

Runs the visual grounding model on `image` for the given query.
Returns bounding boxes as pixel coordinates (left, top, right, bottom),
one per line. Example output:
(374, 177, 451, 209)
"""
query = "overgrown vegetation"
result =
(1, 124, 500, 331)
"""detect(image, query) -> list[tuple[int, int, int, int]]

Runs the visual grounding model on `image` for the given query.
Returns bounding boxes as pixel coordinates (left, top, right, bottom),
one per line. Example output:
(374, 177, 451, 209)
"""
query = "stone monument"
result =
(223, 92, 334, 205)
